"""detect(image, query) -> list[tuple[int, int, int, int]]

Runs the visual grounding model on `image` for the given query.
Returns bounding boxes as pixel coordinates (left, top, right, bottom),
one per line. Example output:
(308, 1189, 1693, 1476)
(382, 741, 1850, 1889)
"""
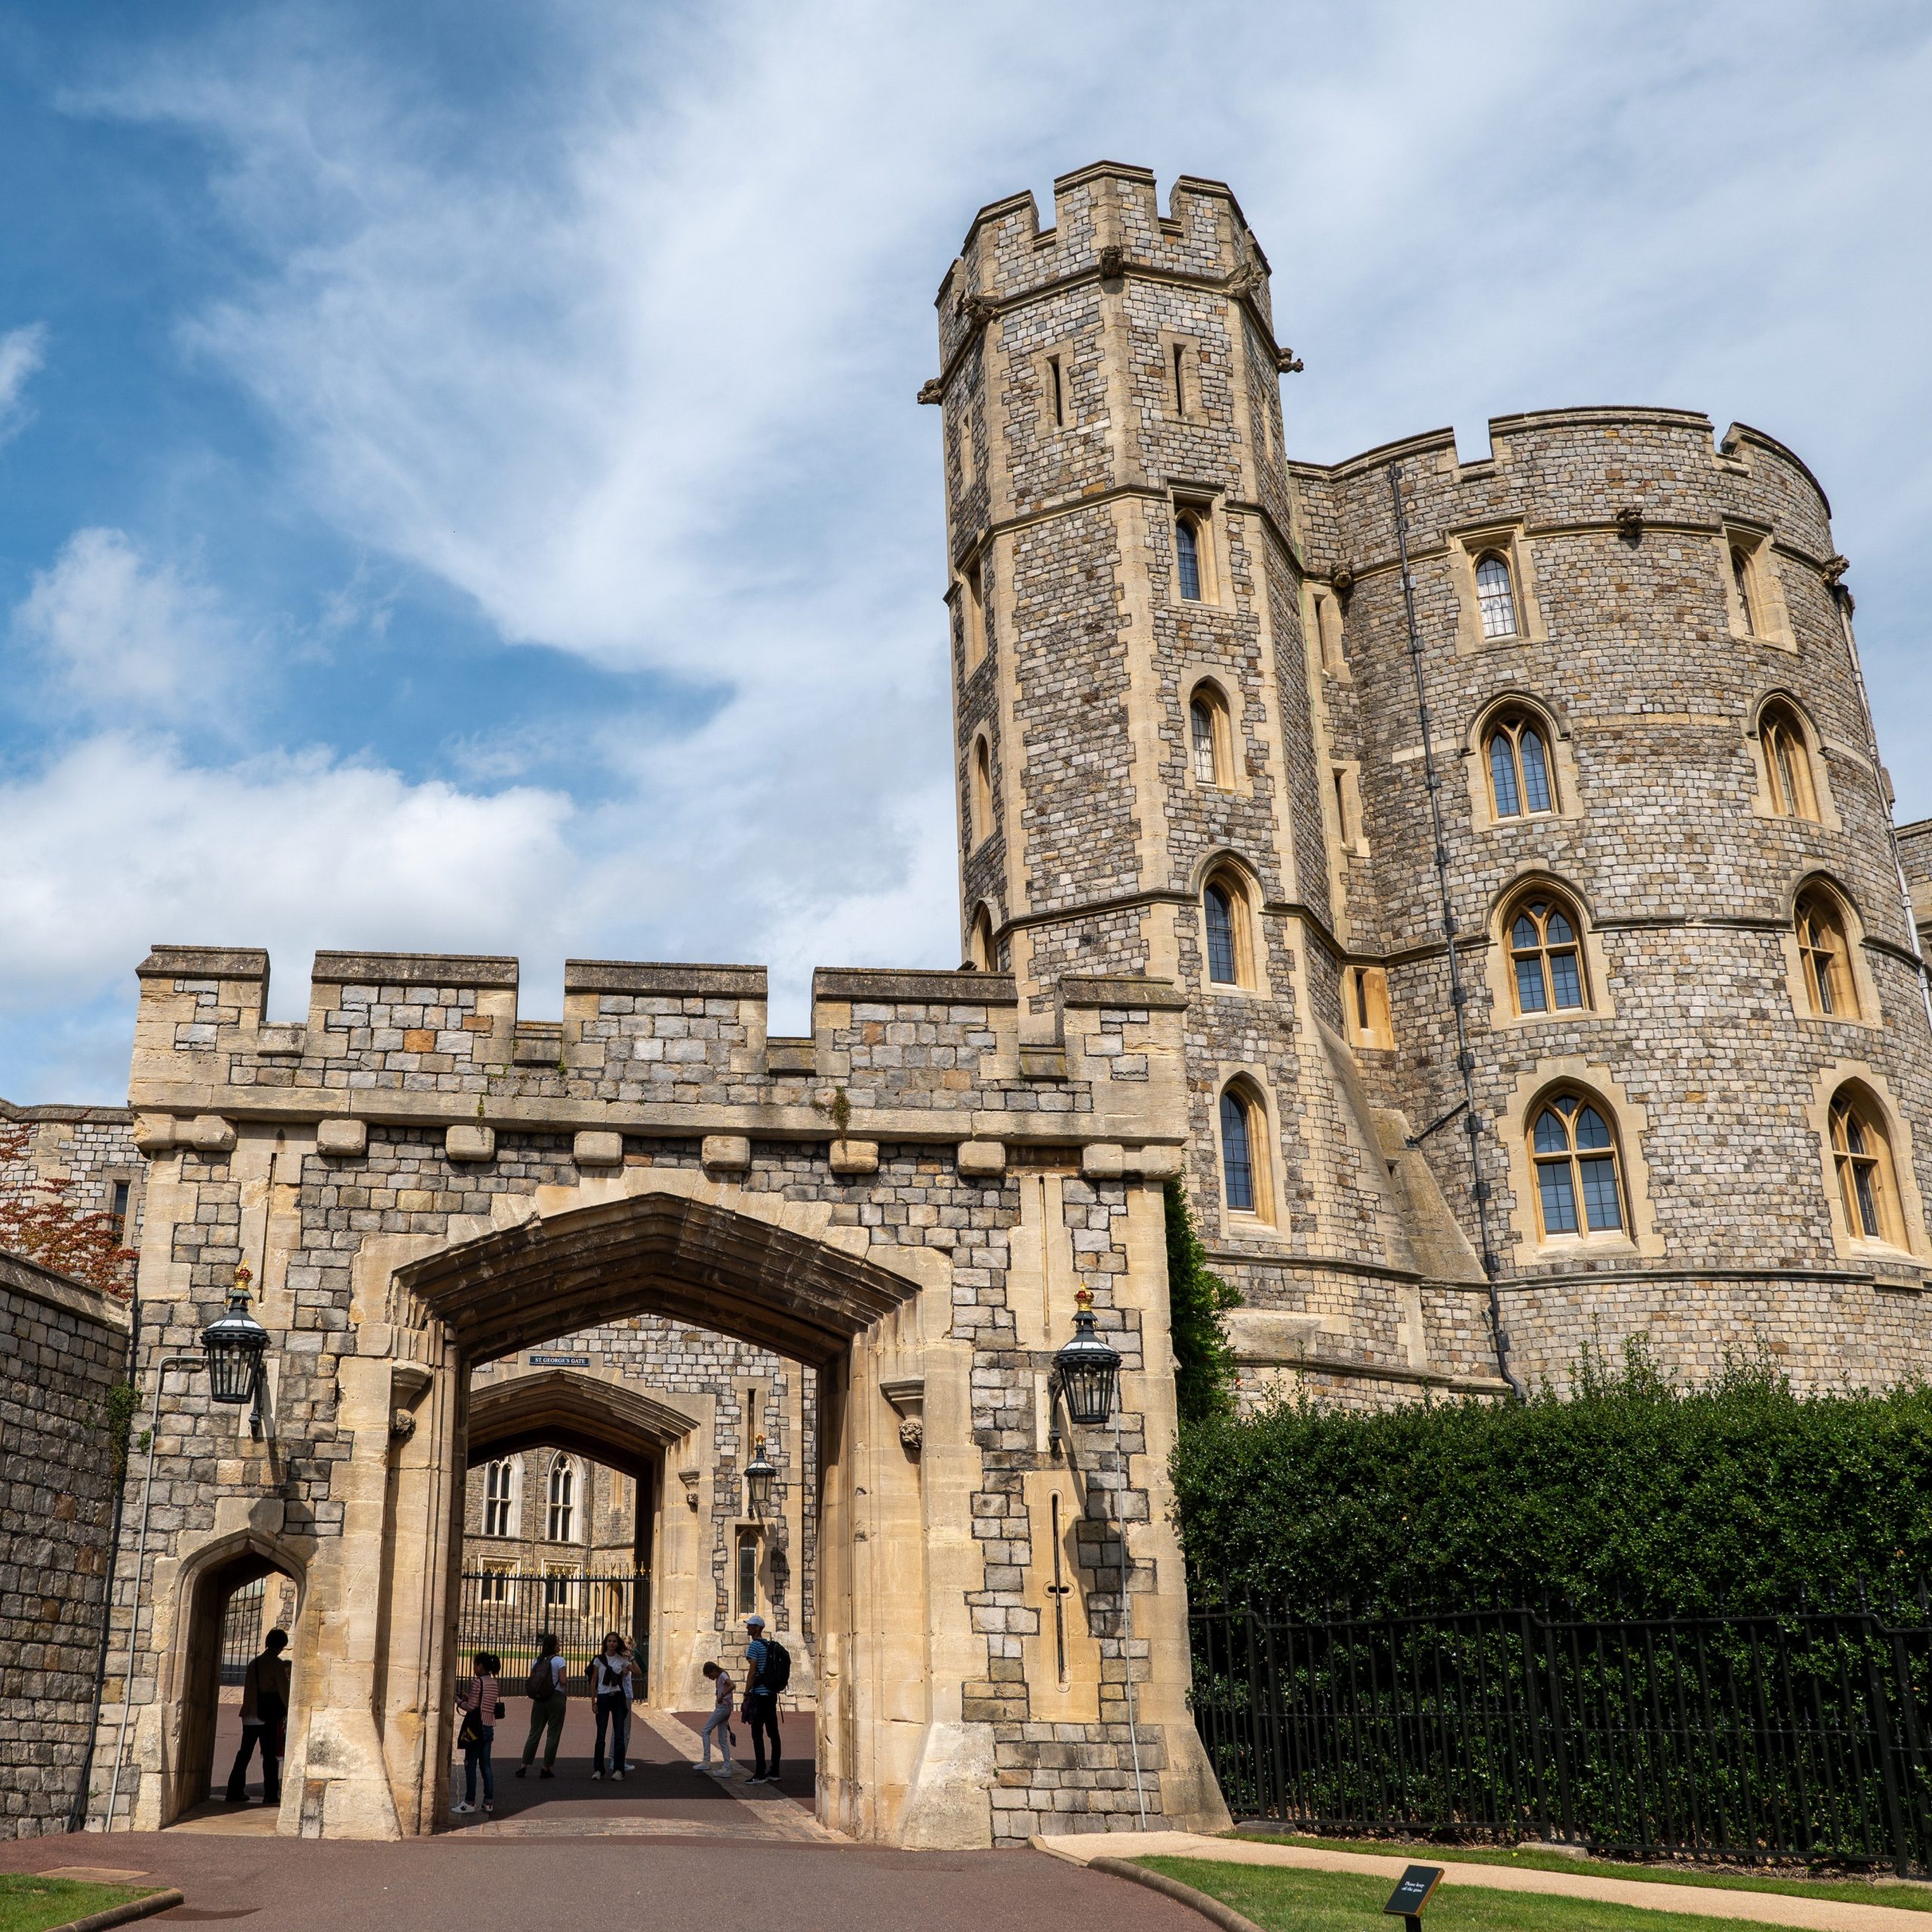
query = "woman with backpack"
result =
(587, 1632, 635, 1781)
(515, 1633, 568, 1780)
(453, 1650, 502, 1815)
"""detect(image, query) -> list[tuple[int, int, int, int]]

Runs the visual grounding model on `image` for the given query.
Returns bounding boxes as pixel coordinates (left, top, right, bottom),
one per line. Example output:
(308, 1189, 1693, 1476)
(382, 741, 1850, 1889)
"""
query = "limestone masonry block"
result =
(701, 1134, 751, 1174)
(132, 1113, 177, 1155)
(829, 1138, 880, 1174)
(957, 1140, 1007, 1177)
(1081, 1143, 1126, 1180)
(574, 1130, 624, 1168)
(186, 1115, 235, 1153)
(445, 1124, 495, 1163)
(1123, 1144, 1186, 1180)
(318, 1118, 368, 1158)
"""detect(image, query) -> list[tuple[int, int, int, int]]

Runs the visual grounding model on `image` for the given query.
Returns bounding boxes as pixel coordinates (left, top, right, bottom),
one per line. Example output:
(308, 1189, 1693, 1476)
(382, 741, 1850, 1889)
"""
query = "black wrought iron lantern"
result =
(1053, 1287, 1121, 1427)
(744, 1435, 777, 1514)
(201, 1268, 270, 1407)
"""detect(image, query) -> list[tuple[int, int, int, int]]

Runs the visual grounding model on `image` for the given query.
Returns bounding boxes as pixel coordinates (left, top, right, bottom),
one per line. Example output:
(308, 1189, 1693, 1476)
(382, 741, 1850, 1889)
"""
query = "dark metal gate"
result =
(1190, 1598, 1932, 1873)
(457, 1569, 650, 1687)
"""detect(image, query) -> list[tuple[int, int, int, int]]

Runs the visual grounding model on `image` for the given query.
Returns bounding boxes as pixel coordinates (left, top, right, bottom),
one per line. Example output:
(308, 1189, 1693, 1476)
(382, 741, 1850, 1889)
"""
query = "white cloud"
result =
(14, 528, 240, 721)
(16, 0, 1930, 1100)
(0, 734, 577, 1035)
(0, 323, 46, 445)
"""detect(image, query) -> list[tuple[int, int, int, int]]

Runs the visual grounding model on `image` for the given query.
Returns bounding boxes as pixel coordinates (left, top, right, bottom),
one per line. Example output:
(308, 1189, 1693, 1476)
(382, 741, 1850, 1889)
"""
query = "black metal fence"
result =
(1189, 1598, 1932, 1873)
(220, 1577, 266, 1687)
(456, 1569, 649, 1687)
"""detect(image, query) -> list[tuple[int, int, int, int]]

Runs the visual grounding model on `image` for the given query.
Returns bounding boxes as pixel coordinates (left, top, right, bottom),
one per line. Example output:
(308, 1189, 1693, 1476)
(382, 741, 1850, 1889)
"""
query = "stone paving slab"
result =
(1031, 1830, 1932, 1932)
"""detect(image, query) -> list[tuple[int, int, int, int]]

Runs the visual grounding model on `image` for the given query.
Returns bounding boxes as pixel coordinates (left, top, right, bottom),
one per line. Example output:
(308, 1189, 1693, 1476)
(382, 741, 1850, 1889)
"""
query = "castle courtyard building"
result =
(2, 162, 1929, 1845)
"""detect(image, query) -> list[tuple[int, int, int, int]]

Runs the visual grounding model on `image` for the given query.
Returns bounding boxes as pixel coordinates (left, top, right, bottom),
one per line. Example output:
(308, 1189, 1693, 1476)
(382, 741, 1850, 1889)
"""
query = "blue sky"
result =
(2, 2, 1929, 1102)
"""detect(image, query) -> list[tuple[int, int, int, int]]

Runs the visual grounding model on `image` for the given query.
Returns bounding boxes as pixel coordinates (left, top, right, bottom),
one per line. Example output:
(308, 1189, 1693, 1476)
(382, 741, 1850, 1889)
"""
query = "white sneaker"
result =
(589, 1770, 602, 1781)
(709, 1765, 733, 1777)
(454, 1801, 475, 1814)
(690, 1761, 708, 1771)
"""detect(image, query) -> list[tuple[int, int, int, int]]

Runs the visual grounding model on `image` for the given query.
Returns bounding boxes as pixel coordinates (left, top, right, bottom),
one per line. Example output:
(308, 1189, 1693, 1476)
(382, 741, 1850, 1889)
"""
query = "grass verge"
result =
(0, 1874, 164, 1932)
(1229, 1833, 1932, 1912)
(1140, 1858, 1828, 1932)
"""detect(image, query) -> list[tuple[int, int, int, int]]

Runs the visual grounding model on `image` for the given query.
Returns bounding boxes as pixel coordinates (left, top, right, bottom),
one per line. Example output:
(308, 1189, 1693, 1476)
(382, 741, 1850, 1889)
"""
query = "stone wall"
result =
(0, 1249, 130, 1838)
(934, 161, 1932, 1408)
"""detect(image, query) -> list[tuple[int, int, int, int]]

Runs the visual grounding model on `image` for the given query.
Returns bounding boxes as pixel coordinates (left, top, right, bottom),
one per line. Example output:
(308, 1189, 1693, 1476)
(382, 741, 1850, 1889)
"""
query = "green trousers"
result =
(522, 1693, 566, 1768)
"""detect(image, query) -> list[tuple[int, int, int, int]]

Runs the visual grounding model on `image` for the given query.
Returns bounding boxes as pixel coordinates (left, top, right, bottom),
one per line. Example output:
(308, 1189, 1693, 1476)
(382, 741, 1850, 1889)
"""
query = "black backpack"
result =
(761, 1638, 792, 1697)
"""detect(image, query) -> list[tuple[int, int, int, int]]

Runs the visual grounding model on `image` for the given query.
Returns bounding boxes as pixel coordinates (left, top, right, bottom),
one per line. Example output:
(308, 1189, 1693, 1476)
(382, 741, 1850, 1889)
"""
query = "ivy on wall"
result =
(1173, 1340, 1932, 1614)
(1164, 1180, 1241, 1427)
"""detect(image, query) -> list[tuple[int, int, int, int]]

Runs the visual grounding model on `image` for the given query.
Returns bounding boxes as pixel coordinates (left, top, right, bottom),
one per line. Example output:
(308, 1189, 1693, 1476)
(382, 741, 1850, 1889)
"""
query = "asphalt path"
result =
(0, 1836, 1200, 1932)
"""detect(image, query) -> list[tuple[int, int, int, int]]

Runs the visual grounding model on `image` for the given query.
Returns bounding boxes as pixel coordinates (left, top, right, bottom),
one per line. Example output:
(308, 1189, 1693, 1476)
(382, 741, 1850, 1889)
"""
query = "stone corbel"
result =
(1097, 244, 1125, 278)
(881, 1377, 925, 1457)
(679, 1466, 701, 1509)
(916, 377, 944, 405)
(389, 1361, 432, 1438)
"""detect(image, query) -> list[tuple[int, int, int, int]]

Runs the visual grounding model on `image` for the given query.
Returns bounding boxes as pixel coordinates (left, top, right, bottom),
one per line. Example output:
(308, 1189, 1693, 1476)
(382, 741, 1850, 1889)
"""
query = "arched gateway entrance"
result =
(97, 948, 1230, 1846)
(389, 1183, 918, 1838)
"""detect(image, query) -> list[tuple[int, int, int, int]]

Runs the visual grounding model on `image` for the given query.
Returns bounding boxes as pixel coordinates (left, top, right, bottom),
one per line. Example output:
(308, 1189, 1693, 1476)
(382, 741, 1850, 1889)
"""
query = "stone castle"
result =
(2, 161, 1930, 1843)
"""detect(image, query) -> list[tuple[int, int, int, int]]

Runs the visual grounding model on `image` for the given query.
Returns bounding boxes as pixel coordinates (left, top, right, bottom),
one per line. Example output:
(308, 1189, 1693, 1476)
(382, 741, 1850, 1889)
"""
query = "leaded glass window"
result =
(1475, 552, 1518, 638)
(1531, 1094, 1625, 1237)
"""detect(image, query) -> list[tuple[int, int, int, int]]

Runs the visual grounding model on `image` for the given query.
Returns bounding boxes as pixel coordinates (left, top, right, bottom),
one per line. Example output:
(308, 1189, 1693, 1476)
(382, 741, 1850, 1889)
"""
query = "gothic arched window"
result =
(1530, 1091, 1626, 1238)
(971, 737, 993, 850)
(1218, 1081, 1270, 1219)
(1796, 887, 1857, 1018)
(1475, 552, 1518, 638)
(1485, 712, 1555, 819)
(546, 1454, 577, 1543)
(483, 1460, 516, 1538)
(1506, 893, 1589, 1015)
(1732, 547, 1757, 634)
(1761, 704, 1817, 820)
(1830, 1085, 1903, 1245)
(1189, 685, 1232, 787)
(1177, 516, 1203, 601)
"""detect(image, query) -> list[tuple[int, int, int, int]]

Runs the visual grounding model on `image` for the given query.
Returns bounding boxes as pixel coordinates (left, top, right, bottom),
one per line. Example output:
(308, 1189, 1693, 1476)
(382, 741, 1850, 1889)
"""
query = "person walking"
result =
(740, 1613, 783, 1786)
(224, 1626, 291, 1805)
(587, 1632, 635, 1781)
(515, 1633, 568, 1780)
(453, 1650, 501, 1816)
(691, 1660, 734, 1777)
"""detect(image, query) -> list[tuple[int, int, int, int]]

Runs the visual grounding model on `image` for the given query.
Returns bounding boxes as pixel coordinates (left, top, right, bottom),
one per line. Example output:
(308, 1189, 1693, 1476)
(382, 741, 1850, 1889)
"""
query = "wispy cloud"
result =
(0, 323, 47, 445)
(9, 0, 1929, 1099)
(14, 527, 242, 724)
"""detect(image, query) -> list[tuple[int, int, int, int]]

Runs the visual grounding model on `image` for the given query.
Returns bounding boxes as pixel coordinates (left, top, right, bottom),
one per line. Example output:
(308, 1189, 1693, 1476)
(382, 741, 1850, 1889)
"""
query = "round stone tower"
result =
(928, 162, 1932, 1402)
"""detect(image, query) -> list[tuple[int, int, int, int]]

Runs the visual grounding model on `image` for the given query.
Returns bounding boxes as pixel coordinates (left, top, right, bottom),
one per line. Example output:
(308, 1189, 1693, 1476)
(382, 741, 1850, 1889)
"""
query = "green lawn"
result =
(1139, 1859, 1829, 1932)
(1229, 1832, 1932, 1913)
(0, 1873, 164, 1932)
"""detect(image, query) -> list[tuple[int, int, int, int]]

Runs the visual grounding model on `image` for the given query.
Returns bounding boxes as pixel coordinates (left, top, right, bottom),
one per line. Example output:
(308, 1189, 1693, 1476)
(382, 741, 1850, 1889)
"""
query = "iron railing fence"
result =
(1189, 1598, 1932, 1875)
(219, 1577, 266, 1687)
(455, 1568, 649, 1693)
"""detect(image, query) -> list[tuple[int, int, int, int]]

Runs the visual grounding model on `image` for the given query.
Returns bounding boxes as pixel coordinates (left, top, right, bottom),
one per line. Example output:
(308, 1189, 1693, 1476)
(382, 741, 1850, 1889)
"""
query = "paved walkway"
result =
(1033, 1830, 1932, 1932)
(0, 1836, 1199, 1932)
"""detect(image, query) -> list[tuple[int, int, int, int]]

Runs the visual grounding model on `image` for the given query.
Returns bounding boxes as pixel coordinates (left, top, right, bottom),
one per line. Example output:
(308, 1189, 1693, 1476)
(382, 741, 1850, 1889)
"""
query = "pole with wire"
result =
(1387, 461, 1524, 1402)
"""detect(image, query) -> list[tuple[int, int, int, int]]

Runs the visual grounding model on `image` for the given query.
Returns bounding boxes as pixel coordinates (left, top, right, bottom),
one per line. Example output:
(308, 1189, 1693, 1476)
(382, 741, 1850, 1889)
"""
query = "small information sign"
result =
(528, 1353, 591, 1367)
(1383, 1864, 1444, 1931)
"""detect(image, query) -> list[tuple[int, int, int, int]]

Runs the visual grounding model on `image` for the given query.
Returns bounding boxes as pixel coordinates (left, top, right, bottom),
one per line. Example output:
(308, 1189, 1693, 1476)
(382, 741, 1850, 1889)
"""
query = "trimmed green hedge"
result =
(1173, 1346, 1932, 1614)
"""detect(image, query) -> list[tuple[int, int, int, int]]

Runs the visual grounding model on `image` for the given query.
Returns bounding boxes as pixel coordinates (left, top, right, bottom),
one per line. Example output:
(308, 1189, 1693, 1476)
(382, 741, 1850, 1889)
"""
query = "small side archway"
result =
(165, 1527, 309, 1826)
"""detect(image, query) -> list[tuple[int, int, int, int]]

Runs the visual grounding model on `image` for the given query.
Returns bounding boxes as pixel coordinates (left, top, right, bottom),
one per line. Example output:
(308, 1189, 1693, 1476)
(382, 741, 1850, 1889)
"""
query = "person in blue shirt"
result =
(740, 1614, 781, 1785)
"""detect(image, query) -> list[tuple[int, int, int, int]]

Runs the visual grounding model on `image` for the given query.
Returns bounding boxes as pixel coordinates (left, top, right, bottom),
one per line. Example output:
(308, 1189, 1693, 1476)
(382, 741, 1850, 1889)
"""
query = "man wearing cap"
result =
(741, 1614, 781, 1786)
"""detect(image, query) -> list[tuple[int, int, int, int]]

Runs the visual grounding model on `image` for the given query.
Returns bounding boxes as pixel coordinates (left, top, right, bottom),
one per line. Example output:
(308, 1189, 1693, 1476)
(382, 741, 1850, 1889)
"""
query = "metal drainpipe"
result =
(1387, 462, 1525, 1402)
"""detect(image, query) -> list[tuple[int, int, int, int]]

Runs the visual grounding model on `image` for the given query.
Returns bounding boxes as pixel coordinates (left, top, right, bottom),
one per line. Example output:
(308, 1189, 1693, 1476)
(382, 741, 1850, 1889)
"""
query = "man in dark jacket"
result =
(225, 1627, 291, 1804)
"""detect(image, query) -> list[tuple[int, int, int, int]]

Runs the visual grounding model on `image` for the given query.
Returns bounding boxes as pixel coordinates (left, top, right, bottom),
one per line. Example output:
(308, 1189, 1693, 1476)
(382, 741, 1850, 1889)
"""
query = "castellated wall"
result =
(934, 161, 1932, 1408)
(0, 1251, 129, 1838)
(87, 946, 1223, 1844)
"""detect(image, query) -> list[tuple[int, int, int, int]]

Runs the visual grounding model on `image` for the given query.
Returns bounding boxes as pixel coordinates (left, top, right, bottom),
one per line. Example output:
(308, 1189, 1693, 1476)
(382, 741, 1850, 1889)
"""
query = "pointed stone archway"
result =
(466, 1366, 697, 1478)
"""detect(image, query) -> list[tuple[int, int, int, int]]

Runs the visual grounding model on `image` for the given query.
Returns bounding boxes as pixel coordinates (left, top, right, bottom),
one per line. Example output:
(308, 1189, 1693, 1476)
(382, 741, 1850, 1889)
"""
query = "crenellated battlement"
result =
(127, 946, 1189, 1162)
(933, 162, 1279, 382)
(1289, 405, 1841, 583)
